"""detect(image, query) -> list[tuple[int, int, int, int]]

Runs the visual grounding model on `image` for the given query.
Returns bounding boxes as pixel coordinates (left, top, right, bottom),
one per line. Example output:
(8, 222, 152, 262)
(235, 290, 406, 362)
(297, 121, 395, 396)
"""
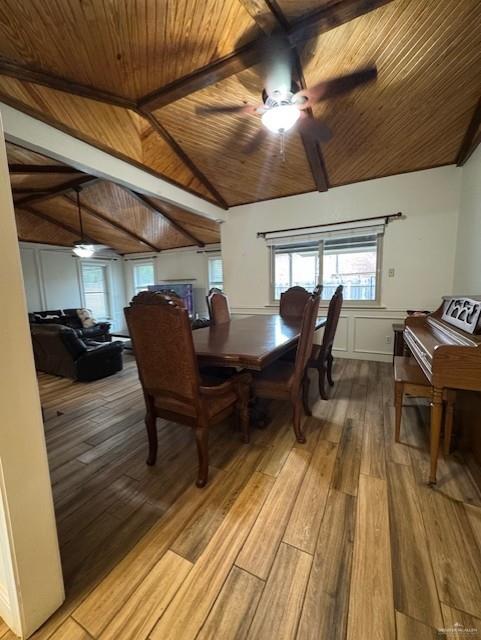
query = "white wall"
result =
(222, 166, 462, 361)
(0, 115, 64, 638)
(454, 145, 481, 294)
(124, 246, 219, 321)
(19, 243, 127, 331)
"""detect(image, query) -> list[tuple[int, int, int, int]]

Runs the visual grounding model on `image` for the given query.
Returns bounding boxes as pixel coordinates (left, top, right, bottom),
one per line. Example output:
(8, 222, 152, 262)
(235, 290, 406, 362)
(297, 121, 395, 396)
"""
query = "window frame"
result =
(270, 235, 383, 306)
(132, 260, 156, 296)
(207, 254, 223, 291)
(79, 260, 112, 320)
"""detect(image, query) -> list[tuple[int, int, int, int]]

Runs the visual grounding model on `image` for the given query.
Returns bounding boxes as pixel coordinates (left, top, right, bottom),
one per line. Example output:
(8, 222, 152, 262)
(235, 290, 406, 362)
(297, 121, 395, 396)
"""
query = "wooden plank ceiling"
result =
(7, 142, 220, 253)
(0, 0, 479, 209)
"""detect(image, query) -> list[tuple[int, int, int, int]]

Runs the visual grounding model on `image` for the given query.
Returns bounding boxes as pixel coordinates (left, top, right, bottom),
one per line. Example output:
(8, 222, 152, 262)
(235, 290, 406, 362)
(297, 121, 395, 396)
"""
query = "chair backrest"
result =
(206, 288, 231, 325)
(279, 286, 310, 320)
(280, 285, 323, 320)
(292, 291, 321, 390)
(124, 291, 201, 411)
(322, 285, 344, 350)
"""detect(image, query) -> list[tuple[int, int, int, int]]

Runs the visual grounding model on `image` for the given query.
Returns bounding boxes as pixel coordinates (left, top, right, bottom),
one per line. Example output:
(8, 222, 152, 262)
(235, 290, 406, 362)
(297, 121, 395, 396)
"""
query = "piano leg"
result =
(429, 387, 443, 484)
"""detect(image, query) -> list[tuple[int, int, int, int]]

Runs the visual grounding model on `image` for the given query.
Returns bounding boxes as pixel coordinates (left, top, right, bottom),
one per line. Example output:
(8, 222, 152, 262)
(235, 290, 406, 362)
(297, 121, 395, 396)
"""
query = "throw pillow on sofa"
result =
(77, 308, 97, 328)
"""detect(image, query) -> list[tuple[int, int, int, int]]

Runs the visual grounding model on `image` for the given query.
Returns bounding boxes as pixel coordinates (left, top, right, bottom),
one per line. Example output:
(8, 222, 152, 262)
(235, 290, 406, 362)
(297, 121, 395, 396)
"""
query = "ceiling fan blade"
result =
(244, 128, 267, 154)
(293, 65, 377, 109)
(297, 116, 332, 143)
(195, 104, 260, 116)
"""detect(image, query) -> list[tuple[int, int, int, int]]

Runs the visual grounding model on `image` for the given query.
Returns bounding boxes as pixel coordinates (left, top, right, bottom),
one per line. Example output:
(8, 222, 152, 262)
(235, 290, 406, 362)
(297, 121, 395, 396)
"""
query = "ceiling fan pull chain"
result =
(280, 132, 286, 163)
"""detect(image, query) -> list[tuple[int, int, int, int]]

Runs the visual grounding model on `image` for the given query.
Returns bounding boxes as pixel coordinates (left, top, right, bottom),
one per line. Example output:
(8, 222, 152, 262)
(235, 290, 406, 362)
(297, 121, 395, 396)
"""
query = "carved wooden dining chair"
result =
(124, 291, 251, 487)
(253, 291, 321, 443)
(279, 285, 322, 319)
(308, 285, 343, 400)
(206, 287, 231, 325)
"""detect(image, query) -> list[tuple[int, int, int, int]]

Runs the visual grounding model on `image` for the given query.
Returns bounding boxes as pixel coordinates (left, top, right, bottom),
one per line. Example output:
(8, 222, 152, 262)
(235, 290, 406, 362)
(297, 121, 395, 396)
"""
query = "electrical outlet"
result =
(386, 336, 392, 344)
(388, 268, 395, 277)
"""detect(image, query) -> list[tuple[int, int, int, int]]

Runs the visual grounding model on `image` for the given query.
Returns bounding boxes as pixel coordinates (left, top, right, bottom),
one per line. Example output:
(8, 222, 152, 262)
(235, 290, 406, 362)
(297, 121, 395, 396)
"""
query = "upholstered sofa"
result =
(29, 308, 111, 342)
(31, 324, 123, 381)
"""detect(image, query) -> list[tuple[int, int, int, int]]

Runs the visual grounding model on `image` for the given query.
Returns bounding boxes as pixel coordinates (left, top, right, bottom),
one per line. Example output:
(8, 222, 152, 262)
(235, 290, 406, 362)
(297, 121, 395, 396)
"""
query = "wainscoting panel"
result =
(353, 316, 405, 356)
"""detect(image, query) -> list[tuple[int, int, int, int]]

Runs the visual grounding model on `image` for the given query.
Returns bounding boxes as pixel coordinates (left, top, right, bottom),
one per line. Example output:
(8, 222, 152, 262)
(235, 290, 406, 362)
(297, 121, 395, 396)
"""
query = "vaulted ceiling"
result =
(8, 142, 220, 253)
(0, 0, 480, 210)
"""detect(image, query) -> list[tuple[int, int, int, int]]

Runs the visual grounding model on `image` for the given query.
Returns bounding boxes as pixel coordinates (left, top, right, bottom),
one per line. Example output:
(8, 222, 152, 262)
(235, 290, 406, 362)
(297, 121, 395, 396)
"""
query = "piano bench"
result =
(393, 356, 456, 456)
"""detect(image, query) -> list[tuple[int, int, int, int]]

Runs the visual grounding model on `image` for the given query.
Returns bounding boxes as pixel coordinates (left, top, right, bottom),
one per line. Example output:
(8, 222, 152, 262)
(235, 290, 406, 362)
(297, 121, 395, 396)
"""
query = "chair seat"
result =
(393, 356, 429, 386)
(253, 360, 295, 397)
(154, 374, 237, 420)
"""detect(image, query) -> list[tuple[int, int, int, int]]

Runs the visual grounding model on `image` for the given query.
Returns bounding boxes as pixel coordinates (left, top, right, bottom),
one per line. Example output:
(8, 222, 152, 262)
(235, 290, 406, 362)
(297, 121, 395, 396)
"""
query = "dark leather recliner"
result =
(29, 309, 111, 342)
(31, 324, 123, 382)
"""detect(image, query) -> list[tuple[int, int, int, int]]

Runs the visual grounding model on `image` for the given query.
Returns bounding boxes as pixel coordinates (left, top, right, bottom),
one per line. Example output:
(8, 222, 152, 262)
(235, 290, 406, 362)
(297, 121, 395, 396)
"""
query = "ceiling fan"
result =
(72, 187, 106, 258)
(196, 58, 377, 155)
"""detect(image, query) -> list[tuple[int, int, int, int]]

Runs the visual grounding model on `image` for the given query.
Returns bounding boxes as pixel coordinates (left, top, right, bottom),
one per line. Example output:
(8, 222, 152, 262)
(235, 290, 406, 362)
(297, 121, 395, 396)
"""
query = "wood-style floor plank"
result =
(346, 474, 395, 640)
(297, 489, 356, 640)
(283, 438, 337, 554)
(27, 356, 481, 640)
(441, 603, 481, 639)
(387, 462, 443, 629)
(197, 566, 264, 640)
(246, 542, 312, 640)
(149, 473, 273, 640)
(395, 611, 438, 640)
(236, 449, 310, 579)
(98, 550, 192, 640)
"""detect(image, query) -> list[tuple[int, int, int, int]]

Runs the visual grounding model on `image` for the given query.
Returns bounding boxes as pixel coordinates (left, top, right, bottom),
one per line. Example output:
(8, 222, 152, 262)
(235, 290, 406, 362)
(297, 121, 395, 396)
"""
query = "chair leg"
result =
(327, 350, 335, 387)
(394, 381, 403, 443)
(443, 392, 455, 456)
(318, 363, 329, 401)
(293, 397, 306, 444)
(145, 413, 158, 466)
(194, 426, 209, 488)
(302, 375, 312, 416)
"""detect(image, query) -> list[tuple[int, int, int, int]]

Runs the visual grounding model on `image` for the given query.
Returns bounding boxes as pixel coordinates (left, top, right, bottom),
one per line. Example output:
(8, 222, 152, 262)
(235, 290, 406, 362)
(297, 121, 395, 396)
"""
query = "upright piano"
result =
(403, 295, 481, 483)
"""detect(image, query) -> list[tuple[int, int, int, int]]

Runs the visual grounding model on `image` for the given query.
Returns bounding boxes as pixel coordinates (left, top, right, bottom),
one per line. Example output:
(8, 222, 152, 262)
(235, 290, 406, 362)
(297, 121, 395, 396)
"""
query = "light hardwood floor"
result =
(11, 356, 481, 639)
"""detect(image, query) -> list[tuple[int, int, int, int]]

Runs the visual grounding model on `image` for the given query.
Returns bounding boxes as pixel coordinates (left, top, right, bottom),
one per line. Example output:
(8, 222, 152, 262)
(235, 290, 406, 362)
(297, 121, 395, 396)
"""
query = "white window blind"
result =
(133, 262, 155, 294)
(80, 263, 110, 319)
(208, 256, 223, 290)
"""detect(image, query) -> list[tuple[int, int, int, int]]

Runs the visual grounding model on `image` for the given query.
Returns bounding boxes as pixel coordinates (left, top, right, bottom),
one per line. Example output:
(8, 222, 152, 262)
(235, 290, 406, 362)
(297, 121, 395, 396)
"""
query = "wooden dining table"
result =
(193, 314, 327, 371)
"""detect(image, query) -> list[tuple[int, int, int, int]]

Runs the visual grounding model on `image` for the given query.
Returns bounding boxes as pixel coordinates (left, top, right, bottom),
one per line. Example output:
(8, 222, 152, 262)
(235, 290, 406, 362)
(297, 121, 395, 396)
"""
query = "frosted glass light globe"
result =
(261, 104, 300, 133)
(73, 244, 95, 258)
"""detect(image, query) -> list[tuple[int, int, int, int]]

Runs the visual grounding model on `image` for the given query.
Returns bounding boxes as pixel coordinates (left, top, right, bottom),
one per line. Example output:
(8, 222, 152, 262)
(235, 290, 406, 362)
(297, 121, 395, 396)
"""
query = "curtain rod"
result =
(256, 212, 403, 238)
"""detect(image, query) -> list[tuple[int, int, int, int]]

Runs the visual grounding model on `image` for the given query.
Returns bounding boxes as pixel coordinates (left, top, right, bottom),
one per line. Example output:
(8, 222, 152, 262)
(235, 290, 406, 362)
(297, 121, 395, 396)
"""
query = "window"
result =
(80, 263, 110, 319)
(208, 256, 223, 290)
(321, 235, 379, 302)
(272, 233, 381, 303)
(273, 246, 319, 300)
(133, 262, 155, 294)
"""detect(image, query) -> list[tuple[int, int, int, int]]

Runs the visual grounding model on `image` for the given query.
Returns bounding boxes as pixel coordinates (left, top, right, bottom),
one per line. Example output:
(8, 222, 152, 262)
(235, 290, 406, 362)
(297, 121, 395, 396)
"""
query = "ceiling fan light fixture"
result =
(73, 243, 95, 258)
(261, 104, 300, 134)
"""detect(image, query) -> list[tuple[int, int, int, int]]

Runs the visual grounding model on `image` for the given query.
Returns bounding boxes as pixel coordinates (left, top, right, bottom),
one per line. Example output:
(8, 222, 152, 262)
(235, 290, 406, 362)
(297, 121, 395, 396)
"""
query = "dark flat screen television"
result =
(148, 283, 194, 316)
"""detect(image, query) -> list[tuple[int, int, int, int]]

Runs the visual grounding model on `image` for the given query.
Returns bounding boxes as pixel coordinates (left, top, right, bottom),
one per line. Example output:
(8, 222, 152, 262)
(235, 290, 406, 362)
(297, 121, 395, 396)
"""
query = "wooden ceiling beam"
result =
(456, 96, 481, 166)
(0, 56, 135, 109)
(138, 110, 229, 209)
(14, 176, 98, 207)
(62, 193, 161, 252)
(258, 0, 329, 191)
(139, 0, 394, 111)
(123, 187, 205, 248)
(237, 0, 280, 33)
(8, 164, 78, 174)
